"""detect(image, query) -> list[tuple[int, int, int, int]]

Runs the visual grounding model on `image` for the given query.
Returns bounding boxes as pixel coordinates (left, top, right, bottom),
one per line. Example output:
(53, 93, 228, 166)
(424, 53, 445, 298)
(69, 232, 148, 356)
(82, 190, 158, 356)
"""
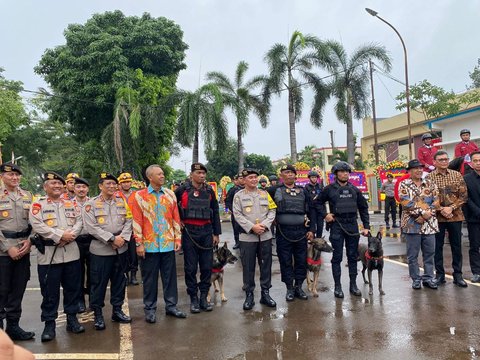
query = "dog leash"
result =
(276, 224, 307, 243)
(334, 220, 372, 237)
(183, 226, 214, 250)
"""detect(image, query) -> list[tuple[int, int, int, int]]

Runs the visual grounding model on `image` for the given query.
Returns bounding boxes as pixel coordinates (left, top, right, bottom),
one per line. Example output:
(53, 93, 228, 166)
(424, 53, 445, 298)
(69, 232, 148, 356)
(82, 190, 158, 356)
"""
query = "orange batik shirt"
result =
(128, 185, 181, 252)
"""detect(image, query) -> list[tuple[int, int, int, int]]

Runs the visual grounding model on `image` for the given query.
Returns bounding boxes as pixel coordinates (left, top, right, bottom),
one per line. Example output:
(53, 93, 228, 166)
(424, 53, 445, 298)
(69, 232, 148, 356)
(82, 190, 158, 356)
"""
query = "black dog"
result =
(358, 231, 385, 295)
(208, 242, 238, 302)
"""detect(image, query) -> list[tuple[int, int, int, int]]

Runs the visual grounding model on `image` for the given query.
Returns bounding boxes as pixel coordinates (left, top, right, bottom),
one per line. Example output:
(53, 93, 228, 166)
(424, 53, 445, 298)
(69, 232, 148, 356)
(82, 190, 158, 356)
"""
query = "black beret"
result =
(0, 162, 22, 175)
(280, 164, 297, 174)
(191, 163, 207, 172)
(74, 177, 90, 186)
(241, 169, 259, 177)
(43, 171, 66, 185)
(99, 172, 118, 184)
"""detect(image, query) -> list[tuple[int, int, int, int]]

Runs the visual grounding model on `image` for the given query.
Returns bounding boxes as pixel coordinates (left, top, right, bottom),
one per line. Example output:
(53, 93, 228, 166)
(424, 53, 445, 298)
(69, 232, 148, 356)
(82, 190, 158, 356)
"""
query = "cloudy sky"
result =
(1, 0, 478, 171)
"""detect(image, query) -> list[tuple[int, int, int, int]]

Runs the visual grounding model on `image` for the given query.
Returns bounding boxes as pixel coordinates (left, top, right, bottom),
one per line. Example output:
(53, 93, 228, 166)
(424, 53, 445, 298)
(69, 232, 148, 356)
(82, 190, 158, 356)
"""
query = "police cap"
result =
(43, 171, 66, 185)
(460, 129, 471, 135)
(421, 133, 432, 141)
(118, 172, 133, 184)
(74, 177, 90, 187)
(331, 161, 352, 174)
(280, 164, 297, 174)
(99, 172, 118, 184)
(191, 163, 207, 173)
(241, 168, 259, 177)
(0, 162, 22, 175)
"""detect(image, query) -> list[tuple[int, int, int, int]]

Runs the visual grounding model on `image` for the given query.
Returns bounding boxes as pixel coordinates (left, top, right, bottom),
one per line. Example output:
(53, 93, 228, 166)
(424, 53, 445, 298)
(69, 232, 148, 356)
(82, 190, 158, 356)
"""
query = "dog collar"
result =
(365, 250, 383, 261)
(212, 267, 224, 273)
(307, 257, 322, 266)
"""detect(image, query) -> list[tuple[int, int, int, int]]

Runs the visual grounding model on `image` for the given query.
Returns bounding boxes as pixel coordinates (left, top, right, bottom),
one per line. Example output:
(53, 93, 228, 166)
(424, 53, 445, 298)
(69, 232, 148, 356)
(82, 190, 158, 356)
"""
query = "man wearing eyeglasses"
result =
(427, 151, 468, 287)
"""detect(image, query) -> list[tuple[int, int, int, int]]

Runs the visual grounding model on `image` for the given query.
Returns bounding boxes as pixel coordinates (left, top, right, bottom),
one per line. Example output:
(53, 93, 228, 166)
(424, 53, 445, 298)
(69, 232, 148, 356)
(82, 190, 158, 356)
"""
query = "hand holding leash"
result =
(361, 229, 371, 237)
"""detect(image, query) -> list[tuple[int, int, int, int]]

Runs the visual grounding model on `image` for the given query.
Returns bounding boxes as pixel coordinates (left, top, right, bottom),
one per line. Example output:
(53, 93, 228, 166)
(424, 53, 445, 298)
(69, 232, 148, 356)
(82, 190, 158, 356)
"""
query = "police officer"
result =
(267, 175, 279, 239)
(83, 173, 133, 330)
(268, 175, 278, 188)
(117, 172, 139, 286)
(30, 172, 84, 342)
(73, 177, 92, 313)
(317, 161, 370, 298)
(258, 177, 268, 190)
(273, 164, 315, 301)
(304, 170, 326, 238)
(63, 173, 79, 200)
(233, 169, 277, 310)
(225, 173, 244, 249)
(0, 163, 34, 341)
(175, 163, 221, 313)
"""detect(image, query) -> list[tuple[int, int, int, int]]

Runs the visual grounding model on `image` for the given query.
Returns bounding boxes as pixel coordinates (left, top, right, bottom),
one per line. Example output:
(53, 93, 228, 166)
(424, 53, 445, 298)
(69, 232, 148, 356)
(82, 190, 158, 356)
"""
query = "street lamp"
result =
(365, 8, 413, 159)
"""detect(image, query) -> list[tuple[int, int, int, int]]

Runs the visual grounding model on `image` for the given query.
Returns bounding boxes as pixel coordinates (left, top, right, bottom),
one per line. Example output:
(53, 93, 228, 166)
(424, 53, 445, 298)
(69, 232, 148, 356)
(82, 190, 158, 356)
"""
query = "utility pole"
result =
(369, 60, 379, 165)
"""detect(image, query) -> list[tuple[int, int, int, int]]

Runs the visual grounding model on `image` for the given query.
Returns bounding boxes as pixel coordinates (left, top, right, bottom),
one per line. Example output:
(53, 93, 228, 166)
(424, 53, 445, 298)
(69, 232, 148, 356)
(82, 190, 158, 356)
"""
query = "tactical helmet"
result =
(421, 133, 432, 141)
(268, 175, 278, 181)
(331, 161, 352, 174)
(308, 170, 319, 178)
(460, 129, 471, 135)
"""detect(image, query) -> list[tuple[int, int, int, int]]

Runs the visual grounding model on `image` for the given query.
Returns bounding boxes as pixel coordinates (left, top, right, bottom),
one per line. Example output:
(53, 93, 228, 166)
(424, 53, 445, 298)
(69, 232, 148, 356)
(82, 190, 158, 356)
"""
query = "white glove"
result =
(428, 165, 435, 171)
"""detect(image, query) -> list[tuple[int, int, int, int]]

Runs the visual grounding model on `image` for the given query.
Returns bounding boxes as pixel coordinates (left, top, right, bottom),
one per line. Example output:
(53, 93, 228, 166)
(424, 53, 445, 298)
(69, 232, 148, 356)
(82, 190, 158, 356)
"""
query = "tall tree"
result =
(264, 31, 331, 163)
(205, 138, 239, 183)
(206, 61, 270, 172)
(175, 84, 228, 163)
(244, 153, 275, 175)
(469, 58, 480, 89)
(325, 41, 391, 164)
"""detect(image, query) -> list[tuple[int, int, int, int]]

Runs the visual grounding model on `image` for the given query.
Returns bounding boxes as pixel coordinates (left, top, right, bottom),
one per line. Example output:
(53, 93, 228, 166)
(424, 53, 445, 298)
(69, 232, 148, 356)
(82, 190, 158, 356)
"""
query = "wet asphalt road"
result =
(16, 214, 480, 359)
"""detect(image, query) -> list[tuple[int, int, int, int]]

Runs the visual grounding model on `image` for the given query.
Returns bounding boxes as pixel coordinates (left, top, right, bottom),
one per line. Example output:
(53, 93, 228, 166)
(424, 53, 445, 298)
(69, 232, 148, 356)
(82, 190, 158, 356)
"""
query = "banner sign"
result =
(327, 171, 368, 193)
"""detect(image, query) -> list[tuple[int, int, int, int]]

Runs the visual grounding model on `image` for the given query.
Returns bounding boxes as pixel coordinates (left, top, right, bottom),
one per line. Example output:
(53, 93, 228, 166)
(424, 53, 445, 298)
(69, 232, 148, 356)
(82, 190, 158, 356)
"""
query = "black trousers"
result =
(127, 235, 138, 272)
(435, 221, 463, 276)
(90, 253, 127, 311)
(0, 255, 30, 321)
(240, 239, 272, 292)
(141, 251, 178, 314)
(76, 236, 92, 295)
(276, 224, 307, 285)
(182, 224, 213, 296)
(329, 221, 360, 284)
(384, 197, 397, 223)
(468, 222, 480, 275)
(314, 211, 325, 238)
(38, 260, 81, 322)
(231, 214, 240, 245)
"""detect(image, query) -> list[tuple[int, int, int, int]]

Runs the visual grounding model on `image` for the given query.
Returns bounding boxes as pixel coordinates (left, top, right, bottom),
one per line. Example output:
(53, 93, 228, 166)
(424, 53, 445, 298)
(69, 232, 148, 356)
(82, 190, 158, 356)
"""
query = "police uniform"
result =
(30, 172, 84, 341)
(73, 177, 92, 312)
(225, 175, 244, 249)
(0, 163, 34, 340)
(83, 173, 133, 330)
(233, 169, 277, 310)
(272, 165, 316, 301)
(175, 163, 221, 313)
(117, 172, 139, 286)
(317, 163, 370, 298)
(305, 173, 326, 238)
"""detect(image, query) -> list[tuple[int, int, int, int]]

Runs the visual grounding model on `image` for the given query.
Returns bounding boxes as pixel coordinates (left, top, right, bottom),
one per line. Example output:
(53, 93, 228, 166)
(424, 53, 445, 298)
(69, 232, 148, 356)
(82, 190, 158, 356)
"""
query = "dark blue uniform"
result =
(305, 182, 326, 238)
(317, 181, 370, 291)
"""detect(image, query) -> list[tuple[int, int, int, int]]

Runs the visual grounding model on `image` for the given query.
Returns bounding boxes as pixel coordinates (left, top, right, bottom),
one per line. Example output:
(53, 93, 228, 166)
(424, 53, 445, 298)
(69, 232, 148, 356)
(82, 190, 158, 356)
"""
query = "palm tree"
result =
(264, 31, 331, 162)
(175, 84, 228, 163)
(326, 41, 392, 164)
(206, 61, 270, 173)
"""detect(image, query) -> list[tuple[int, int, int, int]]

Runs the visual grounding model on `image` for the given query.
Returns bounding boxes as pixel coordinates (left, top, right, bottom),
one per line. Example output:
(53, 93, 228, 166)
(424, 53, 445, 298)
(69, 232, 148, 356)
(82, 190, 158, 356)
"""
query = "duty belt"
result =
(1, 225, 32, 239)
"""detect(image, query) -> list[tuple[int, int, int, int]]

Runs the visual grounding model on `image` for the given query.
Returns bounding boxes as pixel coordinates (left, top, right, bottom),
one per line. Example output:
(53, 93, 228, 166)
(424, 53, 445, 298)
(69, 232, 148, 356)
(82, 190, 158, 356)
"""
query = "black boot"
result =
(6, 319, 35, 341)
(78, 296, 86, 313)
(260, 289, 276, 308)
(94, 309, 105, 330)
(41, 321, 56, 342)
(285, 284, 295, 302)
(334, 283, 344, 298)
(243, 292, 255, 310)
(112, 307, 132, 323)
(294, 282, 308, 300)
(349, 276, 362, 296)
(130, 271, 139, 286)
(66, 314, 85, 334)
(190, 294, 201, 314)
(199, 293, 213, 312)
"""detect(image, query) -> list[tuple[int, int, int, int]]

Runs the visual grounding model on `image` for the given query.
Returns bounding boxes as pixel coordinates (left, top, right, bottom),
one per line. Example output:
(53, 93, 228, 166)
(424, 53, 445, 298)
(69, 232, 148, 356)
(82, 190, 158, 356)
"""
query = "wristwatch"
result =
(135, 242, 143, 247)
(108, 235, 115, 243)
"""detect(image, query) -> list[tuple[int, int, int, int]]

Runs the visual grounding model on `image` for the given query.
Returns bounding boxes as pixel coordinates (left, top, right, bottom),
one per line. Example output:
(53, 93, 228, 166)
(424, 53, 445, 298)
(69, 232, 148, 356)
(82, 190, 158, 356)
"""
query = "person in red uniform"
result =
(417, 133, 438, 173)
(454, 129, 478, 161)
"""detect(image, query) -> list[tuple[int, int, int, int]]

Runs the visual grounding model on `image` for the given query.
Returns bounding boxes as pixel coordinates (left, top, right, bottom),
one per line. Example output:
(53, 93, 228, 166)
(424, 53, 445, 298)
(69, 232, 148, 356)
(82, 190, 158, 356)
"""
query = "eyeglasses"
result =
(436, 158, 449, 162)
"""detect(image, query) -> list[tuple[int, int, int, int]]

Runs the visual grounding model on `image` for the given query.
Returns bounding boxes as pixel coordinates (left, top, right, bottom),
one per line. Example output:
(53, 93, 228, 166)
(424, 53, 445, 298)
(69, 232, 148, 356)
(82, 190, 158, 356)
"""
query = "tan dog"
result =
(207, 243, 238, 302)
(306, 237, 333, 297)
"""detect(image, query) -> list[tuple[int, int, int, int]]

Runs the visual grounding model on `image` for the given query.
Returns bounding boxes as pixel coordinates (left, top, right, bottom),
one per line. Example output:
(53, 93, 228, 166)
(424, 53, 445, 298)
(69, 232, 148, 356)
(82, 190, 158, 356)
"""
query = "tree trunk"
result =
(288, 87, 297, 163)
(192, 128, 199, 164)
(346, 95, 355, 165)
(237, 120, 244, 174)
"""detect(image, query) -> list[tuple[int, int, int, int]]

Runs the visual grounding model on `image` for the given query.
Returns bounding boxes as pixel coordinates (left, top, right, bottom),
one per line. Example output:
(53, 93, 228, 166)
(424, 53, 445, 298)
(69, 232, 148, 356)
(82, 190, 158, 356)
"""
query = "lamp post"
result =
(365, 8, 413, 159)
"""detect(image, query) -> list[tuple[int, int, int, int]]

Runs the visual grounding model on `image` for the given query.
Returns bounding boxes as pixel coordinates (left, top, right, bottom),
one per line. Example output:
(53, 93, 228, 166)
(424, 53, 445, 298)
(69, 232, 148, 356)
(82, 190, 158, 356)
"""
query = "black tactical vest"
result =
(332, 183, 358, 215)
(185, 187, 211, 220)
(274, 186, 306, 215)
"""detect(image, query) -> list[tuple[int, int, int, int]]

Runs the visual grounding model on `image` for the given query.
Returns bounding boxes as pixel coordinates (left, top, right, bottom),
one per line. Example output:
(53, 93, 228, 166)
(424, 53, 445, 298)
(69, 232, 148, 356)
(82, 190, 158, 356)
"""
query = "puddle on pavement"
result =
(244, 307, 288, 322)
